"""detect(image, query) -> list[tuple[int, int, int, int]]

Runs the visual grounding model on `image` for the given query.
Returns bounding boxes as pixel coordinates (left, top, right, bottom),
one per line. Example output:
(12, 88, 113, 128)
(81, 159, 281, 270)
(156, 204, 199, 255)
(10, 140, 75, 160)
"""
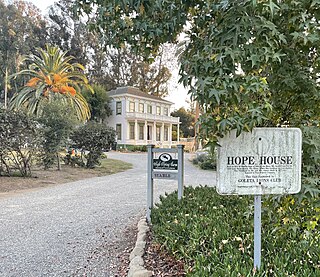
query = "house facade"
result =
(107, 87, 180, 148)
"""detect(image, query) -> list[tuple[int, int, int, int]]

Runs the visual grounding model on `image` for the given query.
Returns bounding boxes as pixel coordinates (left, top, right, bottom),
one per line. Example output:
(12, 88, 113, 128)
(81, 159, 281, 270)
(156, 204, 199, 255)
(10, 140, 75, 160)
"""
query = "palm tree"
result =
(9, 45, 92, 121)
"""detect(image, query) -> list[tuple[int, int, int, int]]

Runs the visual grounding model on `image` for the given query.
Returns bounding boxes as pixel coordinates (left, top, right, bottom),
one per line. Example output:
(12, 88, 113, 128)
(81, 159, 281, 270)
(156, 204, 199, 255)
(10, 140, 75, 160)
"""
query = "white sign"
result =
(217, 128, 302, 195)
(152, 172, 178, 180)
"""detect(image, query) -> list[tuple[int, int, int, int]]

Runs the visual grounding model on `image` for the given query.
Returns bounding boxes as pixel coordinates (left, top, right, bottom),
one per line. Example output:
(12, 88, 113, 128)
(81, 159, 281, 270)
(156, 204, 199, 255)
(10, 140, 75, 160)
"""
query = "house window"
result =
(164, 126, 169, 141)
(156, 106, 161, 115)
(116, 124, 121, 140)
(164, 107, 169, 116)
(116, 101, 122, 115)
(139, 124, 144, 140)
(129, 101, 135, 112)
(147, 105, 152, 114)
(129, 123, 135, 139)
(156, 126, 161, 141)
(139, 103, 144, 113)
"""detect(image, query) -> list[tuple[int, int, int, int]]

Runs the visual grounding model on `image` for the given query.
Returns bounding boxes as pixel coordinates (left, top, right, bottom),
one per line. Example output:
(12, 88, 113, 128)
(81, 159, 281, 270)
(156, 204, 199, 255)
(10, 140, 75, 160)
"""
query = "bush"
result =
(192, 152, 216, 170)
(37, 100, 78, 169)
(70, 122, 115, 168)
(0, 109, 42, 177)
(132, 145, 147, 152)
(151, 186, 319, 276)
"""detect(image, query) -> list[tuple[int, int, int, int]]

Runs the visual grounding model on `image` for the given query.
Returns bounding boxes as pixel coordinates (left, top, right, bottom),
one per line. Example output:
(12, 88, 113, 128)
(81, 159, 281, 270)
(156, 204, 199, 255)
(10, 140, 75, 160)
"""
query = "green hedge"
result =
(151, 186, 319, 276)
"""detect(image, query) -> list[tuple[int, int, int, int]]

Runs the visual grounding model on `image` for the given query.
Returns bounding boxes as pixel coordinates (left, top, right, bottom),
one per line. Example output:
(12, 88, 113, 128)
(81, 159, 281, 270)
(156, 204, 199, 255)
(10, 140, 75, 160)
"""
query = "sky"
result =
(28, 0, 190, 109)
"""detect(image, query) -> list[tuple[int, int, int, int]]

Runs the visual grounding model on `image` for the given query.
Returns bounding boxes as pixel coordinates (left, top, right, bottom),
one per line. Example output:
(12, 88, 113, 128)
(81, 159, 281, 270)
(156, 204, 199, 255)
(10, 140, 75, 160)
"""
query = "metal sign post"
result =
(254, 195, 262, 269)
(147, 144, 184, 222)
(177, 145, 184, 200)
(147, 145, 154, 223)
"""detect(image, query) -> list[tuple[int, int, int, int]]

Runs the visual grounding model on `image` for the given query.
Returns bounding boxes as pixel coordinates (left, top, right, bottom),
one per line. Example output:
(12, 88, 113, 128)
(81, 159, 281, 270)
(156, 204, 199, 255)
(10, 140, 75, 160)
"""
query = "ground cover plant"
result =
(151, 186, 319, 276)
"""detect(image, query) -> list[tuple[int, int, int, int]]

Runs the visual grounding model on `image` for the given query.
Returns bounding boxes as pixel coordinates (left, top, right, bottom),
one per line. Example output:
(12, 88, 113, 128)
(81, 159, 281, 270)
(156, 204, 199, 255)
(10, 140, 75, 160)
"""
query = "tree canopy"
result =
(171, 107, 195, 138)
(0, 0, 47, 98)
(75, 0, 320, 139)
(9, 45, 92, 121)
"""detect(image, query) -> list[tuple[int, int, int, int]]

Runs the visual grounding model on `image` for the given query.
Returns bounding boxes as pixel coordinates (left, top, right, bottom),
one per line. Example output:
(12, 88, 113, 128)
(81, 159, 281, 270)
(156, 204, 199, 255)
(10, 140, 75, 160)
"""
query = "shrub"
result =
(192, 152, 217, 170)
(37, 100, 78, 169)
(151, 186, 319, 276)
(0, 109, 42, 177)
(70, 122, 115, 168)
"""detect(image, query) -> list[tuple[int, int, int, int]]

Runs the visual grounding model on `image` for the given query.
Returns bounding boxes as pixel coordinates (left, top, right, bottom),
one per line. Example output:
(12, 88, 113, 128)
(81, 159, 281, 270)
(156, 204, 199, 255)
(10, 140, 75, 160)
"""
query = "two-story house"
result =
(107, 87, 180, 148)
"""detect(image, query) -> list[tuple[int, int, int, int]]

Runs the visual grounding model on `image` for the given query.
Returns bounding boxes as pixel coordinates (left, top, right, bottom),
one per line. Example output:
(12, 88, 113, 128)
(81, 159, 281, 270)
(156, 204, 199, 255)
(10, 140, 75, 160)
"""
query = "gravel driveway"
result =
(0, 152, 216, 277)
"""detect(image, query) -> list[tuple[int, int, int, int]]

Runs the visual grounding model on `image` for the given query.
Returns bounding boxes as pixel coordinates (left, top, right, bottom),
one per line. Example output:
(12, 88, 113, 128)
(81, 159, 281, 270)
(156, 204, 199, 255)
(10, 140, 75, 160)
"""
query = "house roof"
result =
(108, 87, 173, 105)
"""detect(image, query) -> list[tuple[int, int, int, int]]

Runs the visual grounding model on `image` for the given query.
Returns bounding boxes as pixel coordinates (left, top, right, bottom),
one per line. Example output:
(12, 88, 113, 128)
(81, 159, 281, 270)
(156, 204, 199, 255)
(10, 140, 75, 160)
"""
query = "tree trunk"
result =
(56, 152, 61, 171)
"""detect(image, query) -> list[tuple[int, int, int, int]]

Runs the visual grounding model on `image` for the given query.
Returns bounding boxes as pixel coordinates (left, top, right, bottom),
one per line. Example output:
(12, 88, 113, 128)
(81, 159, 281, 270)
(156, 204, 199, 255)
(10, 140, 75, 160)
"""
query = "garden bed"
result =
(149, 186, 320, 276)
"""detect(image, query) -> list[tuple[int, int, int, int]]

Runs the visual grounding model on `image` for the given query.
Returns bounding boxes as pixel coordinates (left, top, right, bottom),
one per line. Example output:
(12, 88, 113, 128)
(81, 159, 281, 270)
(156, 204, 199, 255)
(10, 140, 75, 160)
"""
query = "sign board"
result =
(153, 153, 178, 170)
(217, 128, 302, 195)
(147, 145, 185, 222)
(152, 172, 178, 180)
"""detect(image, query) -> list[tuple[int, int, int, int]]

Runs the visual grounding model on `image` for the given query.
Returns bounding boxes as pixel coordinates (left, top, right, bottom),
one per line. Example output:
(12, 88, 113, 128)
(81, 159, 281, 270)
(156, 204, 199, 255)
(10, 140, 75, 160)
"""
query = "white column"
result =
(177, 123, 180, 143)
(153, 122, 156, 144)
(134, 119, 138, 143)
(169, 123, 173, 148)
(144, 120, 148, 144)
(161, 123, 164, 146)
(127, 121, 130, 141)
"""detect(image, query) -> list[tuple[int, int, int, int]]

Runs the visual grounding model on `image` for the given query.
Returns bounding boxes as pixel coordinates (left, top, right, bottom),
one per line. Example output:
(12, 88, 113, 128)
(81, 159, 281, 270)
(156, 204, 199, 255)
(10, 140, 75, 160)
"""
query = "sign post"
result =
(147, 145, 154, 223)
(147, 144, 184, 222)
(217, 128, 302, 270)
(254, 195, 262, 269)
(177, 145, 184, 200)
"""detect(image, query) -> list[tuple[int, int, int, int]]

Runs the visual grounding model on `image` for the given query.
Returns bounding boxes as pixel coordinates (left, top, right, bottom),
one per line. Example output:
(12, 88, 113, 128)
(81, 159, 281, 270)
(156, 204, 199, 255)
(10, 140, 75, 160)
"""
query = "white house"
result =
(107, 87, 180, 148)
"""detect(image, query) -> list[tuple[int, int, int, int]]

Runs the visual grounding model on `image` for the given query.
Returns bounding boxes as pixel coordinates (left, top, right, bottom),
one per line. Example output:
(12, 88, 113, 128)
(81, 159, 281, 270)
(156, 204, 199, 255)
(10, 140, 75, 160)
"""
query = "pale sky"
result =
(29, 0, 189, 109)
(29, 0, 56, 13)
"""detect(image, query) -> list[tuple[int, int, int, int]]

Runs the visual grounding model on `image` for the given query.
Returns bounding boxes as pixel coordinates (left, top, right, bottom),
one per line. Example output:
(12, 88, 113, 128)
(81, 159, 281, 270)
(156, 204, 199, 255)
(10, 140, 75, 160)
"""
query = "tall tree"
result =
(49, 0, 172, 97)
(171, 107, 195, 138)
(82, 84, 112, 122)
(47, 0, 90, 67)
(0, 0, 47, 102)
(9, 45, 92, 121)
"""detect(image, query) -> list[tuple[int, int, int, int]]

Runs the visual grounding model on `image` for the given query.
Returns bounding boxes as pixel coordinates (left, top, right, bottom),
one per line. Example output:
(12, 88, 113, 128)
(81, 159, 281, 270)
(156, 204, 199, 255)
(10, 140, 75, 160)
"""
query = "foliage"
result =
(0, 0, 47, 100)
(75, 0, 320, 133)
(75, 0, 320, 192)
(89, 43, 172, 97)
(300, 126, 320, 198)
(49, 0, 172, 97)
(171, 107, 195, 138)
(37, 100, 78, 169)
(193, 148, 217, 170)
(9, 44, 92, 121)
(47, 0, 91, 68)
(70, 122, 116, 168)
(82, 84, 112, 122)
(0, 109, 42, 177)
(151, 186, 320, 276)
(63, 148, 85, 167)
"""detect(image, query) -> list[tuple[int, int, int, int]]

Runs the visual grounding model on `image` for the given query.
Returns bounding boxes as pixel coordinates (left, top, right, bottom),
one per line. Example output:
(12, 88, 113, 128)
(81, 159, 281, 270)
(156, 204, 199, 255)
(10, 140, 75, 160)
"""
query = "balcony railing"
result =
(125, 112, 180, 124)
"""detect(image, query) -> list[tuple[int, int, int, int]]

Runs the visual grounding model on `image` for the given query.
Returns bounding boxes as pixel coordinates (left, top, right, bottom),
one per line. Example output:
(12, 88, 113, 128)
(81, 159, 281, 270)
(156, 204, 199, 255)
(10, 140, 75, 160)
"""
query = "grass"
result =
(95, 158, 133, 175)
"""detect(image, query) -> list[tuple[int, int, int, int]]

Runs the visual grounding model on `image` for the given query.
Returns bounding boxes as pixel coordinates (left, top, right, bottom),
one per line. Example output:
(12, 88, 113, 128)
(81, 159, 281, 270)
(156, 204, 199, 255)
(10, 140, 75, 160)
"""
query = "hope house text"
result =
(227, 156, 293, 166)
